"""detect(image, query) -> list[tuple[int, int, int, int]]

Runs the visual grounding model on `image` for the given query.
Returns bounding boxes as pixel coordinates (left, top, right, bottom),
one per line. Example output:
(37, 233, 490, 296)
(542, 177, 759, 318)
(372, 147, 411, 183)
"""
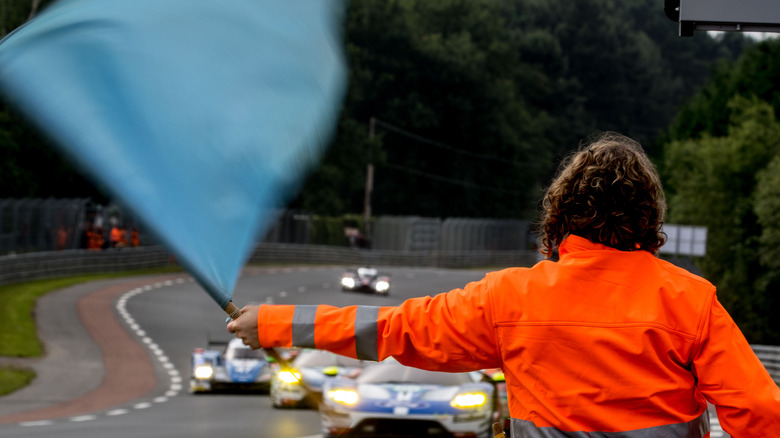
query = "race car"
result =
(340, 267, 391, 294)
(189, 337, 272, 393)
(270, 349, 368, 409)
(320, 360, 497, 438)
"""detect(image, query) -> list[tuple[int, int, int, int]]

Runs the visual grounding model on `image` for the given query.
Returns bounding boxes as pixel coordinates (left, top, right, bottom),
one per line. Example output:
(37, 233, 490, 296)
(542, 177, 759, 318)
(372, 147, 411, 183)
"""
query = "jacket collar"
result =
(558, 234, 620, 257)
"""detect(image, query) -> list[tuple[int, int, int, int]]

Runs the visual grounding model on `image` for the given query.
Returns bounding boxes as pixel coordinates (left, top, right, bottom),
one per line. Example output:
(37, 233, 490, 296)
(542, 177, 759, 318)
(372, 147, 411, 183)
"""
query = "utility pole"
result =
(363, 117, 375, 247)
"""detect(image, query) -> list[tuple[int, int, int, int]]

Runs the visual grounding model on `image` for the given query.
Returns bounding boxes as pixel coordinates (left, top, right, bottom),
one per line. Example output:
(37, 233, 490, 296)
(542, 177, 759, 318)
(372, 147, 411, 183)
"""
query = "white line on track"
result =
(106, 409, 128, 416)
(19, 421, 53, 427)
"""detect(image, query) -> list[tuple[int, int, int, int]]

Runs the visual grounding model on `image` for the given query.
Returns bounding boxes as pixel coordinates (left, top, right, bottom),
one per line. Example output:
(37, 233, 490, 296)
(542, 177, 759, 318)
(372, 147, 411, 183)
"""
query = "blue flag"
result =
(0, 0, 347, 309)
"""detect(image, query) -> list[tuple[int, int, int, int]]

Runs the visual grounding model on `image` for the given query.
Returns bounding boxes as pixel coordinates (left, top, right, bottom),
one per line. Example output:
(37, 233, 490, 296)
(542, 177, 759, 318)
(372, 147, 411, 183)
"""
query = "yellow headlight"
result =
(194, 365, 214, 379)
(278, 370, 302, 384)
(451, 392, 487, 408)
(326, 389, 359, 405)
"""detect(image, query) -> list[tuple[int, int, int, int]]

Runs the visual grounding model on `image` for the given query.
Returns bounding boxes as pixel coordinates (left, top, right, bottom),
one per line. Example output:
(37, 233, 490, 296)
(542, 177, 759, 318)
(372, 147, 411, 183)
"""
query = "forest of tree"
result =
(1, 0, 749, 215)
(290, 0, 749, 218)
(662, 40, 780, 344)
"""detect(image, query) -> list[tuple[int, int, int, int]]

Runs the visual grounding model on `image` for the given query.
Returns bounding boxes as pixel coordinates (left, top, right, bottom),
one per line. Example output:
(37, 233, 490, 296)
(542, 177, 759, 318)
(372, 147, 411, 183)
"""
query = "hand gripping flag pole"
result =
(0, 0, 346, 368)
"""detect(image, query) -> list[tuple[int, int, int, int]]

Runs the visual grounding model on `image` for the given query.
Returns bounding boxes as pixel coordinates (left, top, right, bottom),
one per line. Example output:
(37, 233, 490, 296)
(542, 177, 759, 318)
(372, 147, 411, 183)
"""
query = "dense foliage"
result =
(663, 39, 780, 344)
(1, 0, 747, 216)
(290, 0, 748, 218)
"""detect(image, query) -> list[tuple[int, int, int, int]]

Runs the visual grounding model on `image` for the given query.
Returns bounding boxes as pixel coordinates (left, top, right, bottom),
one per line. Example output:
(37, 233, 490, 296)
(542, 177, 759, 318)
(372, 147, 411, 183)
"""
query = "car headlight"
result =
(451, 392, 487, 408)
(341, 277, 356, 288)
(326, 389, 359, 405)
(375, 280, 390, 292)
(278, 370, 302, 384)
(194, 365, 214, 379)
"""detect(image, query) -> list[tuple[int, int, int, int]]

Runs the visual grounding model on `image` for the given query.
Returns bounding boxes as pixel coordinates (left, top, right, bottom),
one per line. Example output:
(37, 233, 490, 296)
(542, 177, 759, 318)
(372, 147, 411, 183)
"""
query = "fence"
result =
(0, 198, 148, 255)
(0, 244, 539, 285)
(0, 199, 535, 256)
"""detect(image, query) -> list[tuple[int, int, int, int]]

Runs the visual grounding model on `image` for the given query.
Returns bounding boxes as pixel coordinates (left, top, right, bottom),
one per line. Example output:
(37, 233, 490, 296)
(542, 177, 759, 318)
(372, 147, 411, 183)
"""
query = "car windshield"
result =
(357, 268, 377, 276)
(294, 350, 365, 368)
(226, 347, 265, 360)
(357, 363, 472, 386)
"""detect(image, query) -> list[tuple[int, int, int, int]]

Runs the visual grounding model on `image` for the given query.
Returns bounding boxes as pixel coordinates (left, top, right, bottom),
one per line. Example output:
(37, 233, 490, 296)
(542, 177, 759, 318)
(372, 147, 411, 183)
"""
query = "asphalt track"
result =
(0, 266, 730, 438)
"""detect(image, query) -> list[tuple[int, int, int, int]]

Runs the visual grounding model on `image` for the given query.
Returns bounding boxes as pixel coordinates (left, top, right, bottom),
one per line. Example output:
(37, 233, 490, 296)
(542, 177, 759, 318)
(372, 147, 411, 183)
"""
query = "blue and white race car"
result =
(320, 360, 497, 438)
(190, 338, 272, 393)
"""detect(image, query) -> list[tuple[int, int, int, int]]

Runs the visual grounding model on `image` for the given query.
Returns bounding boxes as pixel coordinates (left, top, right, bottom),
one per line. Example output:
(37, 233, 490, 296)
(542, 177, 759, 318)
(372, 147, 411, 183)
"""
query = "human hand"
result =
(226, 305, 260, 349)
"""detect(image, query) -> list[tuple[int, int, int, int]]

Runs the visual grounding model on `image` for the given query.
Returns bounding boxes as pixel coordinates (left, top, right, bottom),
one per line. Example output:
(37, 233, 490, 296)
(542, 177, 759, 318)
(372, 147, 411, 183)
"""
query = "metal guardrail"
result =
(0, 244, 540, 286)
(0, 244, 777, 384)
(753, 345, 780, 386)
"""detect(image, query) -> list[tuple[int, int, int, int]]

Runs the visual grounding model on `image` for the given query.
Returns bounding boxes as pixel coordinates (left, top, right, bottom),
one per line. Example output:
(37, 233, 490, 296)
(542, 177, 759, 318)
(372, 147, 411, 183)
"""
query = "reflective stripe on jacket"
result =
(256, 235, 780, 437)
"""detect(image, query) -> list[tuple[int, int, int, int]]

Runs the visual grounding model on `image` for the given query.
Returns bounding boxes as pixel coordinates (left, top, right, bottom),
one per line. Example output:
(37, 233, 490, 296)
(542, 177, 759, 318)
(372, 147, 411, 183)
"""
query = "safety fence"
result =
(753, 345, 780, 386)
(0, 199, 535, 256)
(0, 198, 145, 255)
(0, 243, 540, 286)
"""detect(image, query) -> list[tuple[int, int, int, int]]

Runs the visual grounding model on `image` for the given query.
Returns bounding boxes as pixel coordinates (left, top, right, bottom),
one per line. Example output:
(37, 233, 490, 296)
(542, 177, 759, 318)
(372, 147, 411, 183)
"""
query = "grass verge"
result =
(0, 367, 35, 397)
(0, 267, 182, 397)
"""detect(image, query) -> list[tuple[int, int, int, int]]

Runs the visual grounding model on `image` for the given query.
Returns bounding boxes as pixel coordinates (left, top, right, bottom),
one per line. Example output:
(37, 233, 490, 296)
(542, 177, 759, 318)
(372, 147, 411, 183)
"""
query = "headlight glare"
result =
(327, 389, 359, 405)
(278, 370, 302, 384)
(194, 365, 214, 379)
(451, 392, 487, 408)
(341, 277, 355, 288)
(375, 280, 390, 292)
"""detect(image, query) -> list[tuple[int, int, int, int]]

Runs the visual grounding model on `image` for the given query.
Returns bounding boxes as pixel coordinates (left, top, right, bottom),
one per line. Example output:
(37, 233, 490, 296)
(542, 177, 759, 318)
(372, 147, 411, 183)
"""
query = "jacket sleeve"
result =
(692, 295, 780, 436)
(256, 275, 501, 372)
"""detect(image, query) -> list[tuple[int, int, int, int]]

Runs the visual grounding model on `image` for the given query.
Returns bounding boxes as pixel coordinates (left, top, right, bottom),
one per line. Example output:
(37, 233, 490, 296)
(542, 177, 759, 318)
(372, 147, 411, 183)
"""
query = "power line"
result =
(373, 118, 532, 169)
(382, 162, 522, 196)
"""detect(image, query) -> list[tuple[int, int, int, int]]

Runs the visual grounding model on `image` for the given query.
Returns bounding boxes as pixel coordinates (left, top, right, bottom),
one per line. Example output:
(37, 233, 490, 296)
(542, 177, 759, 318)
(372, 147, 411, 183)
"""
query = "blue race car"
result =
(190, 338, 272, 393)
(320, 360, 498, 438)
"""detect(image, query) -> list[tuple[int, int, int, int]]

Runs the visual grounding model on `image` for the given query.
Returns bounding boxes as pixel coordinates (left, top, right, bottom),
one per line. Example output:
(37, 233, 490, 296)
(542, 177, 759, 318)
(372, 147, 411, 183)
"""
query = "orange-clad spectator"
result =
(130, 228, 140, 247)
(87, 227, 103, 250)
(110, 226, 122, 248)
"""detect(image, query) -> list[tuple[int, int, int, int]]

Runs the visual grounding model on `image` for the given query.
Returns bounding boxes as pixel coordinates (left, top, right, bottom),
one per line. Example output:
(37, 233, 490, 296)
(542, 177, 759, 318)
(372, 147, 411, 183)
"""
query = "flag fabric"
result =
(0, 0, 347, 308)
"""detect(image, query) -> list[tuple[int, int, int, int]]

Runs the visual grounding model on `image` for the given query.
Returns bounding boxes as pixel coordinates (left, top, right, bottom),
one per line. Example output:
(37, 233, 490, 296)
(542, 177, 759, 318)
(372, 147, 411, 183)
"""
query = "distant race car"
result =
(340, 267, 390, 295)
(320, 360, 498, 438)
(270, 349, 368, 409)
(190, 338, 272, 393)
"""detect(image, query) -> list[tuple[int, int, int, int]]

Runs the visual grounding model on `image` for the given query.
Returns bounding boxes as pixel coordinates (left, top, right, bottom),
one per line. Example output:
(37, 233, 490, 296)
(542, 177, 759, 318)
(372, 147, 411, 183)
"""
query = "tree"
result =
(753, 156, 780, 344)
(664, 96, 780, 344)
(0, 0, 105, 201)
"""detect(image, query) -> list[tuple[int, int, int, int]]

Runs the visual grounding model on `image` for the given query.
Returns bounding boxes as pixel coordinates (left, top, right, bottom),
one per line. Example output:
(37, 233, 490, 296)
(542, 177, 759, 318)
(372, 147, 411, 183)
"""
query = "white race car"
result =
(340, 267, 391, 295)
(320, 360, 498, 438)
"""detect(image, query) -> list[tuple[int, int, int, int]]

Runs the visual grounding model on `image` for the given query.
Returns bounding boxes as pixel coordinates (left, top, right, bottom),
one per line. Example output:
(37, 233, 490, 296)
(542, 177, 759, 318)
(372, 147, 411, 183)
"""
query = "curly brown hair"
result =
(538, 132, 667, 257)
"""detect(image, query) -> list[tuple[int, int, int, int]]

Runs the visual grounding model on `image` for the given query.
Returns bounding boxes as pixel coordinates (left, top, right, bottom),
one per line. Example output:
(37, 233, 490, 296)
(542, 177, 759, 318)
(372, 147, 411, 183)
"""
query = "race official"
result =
(228, 132, 780, 437)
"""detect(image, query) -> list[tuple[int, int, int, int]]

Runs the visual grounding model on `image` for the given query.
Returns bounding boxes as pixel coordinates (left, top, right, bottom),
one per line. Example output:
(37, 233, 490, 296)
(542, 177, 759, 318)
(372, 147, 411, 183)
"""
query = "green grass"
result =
(0, 267, 181, 357)
(0, 367, 35, 396)
(0, 267, 182, 397)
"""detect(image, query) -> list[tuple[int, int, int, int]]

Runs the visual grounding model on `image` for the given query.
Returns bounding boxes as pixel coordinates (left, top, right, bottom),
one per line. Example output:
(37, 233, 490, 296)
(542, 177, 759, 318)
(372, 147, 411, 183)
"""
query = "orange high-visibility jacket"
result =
(256, 235, 780, 437)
